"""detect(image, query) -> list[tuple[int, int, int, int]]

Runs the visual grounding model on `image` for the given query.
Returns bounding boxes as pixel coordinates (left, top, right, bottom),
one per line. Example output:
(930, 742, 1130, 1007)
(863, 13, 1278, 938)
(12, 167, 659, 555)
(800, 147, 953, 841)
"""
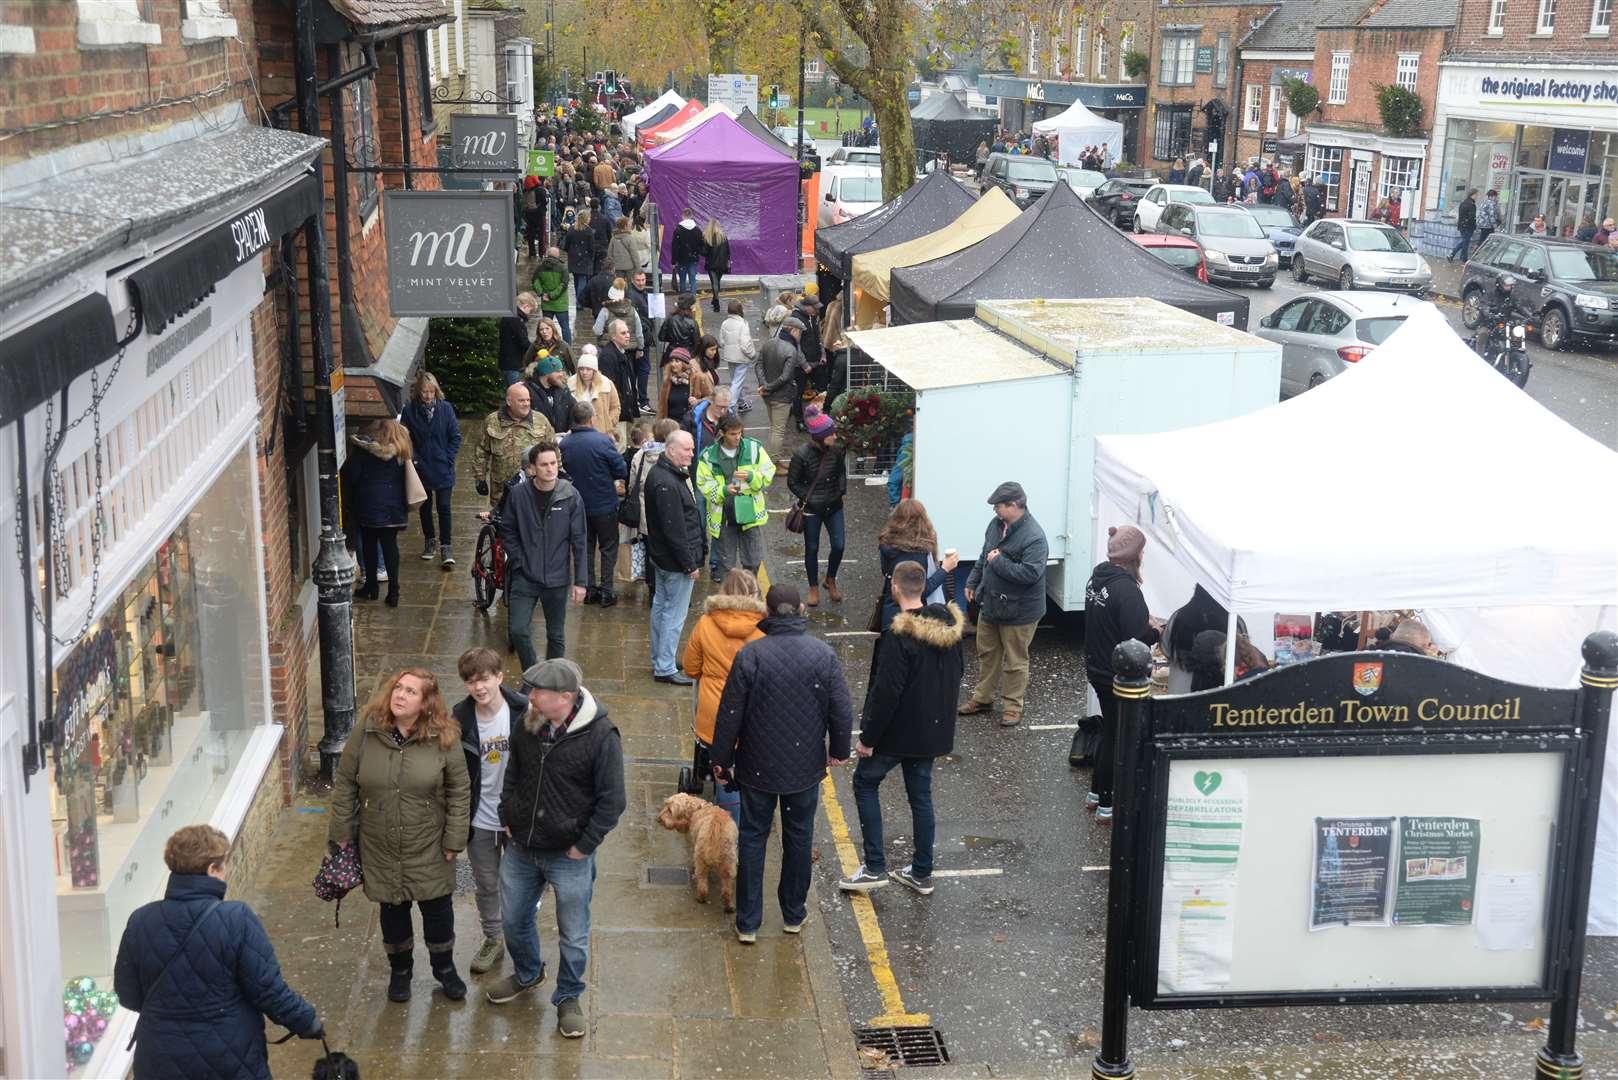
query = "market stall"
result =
(1031, 98, 1125, 165)
(849, 187, 1021, 328)
(622, 90, 685, 136)
(814, 168, 977, 293)
(1090, 304, 1618, 934)
(637, 99, 704, 149)
(646, 102, 738, 148)
(645, 112, 800, 275)
(736, 107, 794, 156)
(887, 182, 1250, 328)
(910, 92, 995, 167)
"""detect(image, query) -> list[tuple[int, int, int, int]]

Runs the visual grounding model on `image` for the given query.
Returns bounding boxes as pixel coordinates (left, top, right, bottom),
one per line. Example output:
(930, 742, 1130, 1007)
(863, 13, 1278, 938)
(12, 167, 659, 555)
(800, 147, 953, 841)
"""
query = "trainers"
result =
(421, 537, 437, 560)
(1085, 791, 1101, 809)
(783, 916, 807, 934)
(485, 969, 544, 1004)
(1095, 804, 1114, 822)
(891, 866, 935, 895)
(838, 865, 889, 893)
(376, 567, 388, 583)
(735, 927, 758, 944)
(556, 997, 586, 1038)
(440, 545, 455, 568)
(469, 936, 504, 975)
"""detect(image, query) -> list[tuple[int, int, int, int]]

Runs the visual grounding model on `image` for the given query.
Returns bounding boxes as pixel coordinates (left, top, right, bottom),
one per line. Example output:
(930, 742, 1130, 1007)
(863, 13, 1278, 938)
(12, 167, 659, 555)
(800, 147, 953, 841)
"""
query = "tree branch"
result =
(794, 2, 876, 97)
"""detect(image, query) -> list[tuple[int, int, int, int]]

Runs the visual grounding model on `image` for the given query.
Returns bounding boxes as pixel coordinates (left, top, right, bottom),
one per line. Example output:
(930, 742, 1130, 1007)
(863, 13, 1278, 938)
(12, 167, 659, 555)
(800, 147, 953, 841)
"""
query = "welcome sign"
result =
(450, 114, 521, 176)
(382, 191, 517, 317)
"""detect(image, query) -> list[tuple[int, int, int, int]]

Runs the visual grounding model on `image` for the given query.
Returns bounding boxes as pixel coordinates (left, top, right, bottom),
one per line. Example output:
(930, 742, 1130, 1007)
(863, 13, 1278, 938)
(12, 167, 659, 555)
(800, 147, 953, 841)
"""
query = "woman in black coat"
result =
(590, 199, 614, 275)
(703, 219, 732, 312)
(564, 209, 597, 305)
(115, 826, 321, 1080)
(348, 419, 413, 606)
(398, 372, 462, 568)
(787, 410, 849, 607)
(874, 498, 958, 631)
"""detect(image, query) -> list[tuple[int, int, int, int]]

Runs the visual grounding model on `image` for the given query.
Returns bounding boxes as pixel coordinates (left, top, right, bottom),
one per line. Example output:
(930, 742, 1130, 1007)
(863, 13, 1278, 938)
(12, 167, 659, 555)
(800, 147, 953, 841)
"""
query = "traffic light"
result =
(768, 84, 779, 109)
(605, 69, 617, 94)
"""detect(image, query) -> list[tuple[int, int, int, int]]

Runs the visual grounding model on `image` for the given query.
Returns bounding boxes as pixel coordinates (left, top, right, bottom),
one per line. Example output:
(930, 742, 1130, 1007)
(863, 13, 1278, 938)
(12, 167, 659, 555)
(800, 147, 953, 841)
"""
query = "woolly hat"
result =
(575, 347, 598, 371)
(765, 584, 801, 614)
(1107, 525, 1146, 562)
(667, 347, 692, 366)
(805, 407, 835, 442)
(535, 353, 564, 376)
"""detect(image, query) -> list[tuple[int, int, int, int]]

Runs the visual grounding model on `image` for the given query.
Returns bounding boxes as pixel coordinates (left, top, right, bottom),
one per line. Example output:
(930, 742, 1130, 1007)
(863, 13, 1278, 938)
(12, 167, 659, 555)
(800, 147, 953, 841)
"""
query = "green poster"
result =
(528, 149, 555, 177)
(1393, 816, 1481, 926)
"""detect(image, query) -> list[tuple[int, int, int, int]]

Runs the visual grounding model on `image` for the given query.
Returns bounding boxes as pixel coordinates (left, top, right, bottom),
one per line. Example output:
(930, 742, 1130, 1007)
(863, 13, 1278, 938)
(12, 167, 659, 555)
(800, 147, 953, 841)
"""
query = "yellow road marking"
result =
(820, 774, 931, 1027)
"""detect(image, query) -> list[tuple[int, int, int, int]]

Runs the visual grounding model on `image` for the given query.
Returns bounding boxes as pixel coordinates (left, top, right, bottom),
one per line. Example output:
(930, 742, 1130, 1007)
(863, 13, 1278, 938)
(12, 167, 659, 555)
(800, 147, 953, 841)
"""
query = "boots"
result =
(387, 950, 413, 1002)
(420, 535, 437, 560)
(429, 945, 467, 1001)
(806, 585, 820, 607)
(825, 578, 843, 603)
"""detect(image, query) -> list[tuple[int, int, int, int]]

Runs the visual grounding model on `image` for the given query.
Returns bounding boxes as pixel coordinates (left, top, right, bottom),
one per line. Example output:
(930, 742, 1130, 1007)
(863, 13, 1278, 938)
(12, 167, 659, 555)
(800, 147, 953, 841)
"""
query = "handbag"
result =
(784, 447, 831, 535)
(403, 459, 428, 510)
(617, 452, 646, 529)
(1068, 715, 1103, 768)
(314, 736, 366, 927)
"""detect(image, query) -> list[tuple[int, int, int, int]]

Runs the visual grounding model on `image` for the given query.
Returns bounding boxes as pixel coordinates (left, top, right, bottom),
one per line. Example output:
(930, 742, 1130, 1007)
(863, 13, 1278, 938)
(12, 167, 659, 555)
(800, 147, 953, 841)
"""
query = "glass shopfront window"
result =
(50, 446, 266, 1074)
(1443, 119, 1617, 231)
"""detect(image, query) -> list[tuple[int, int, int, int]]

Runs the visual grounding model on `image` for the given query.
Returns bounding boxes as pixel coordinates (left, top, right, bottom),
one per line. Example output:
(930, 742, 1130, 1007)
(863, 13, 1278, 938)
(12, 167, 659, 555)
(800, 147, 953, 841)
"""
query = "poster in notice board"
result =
(1393, 816, 1481, 926)
(1309, 816, 1394, 929)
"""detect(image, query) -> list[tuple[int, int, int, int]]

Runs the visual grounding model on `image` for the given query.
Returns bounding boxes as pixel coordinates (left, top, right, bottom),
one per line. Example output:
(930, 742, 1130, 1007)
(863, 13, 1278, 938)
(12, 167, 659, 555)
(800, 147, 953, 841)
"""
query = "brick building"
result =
(1300, 0, 1455, 218)
(1143, 0, 1278, 175)
(1233, 0, 1370, 170)
(1427, 0, 1616, 231)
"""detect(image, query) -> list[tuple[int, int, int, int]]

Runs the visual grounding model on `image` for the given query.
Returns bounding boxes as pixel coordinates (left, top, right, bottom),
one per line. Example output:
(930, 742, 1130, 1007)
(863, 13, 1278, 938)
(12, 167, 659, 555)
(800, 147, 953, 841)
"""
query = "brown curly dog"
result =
(657, 793, 738, 912)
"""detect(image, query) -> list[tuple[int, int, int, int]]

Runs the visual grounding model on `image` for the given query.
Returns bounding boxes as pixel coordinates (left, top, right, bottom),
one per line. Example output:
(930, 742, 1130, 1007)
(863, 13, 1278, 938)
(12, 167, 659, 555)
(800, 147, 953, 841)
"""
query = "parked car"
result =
(980, 152, 1059, 207)
(1087, 177, 1158, 227)
(1057, 166, 1108, 199)
(1460, 233, 1618, 351)
(1156, 203, 1277, 288)
(1257, 291, 1436, 396)
(824, 145, 882, 170)
(1133, 183, 1215, 234)
(1129, 233, 1208, 283)
(1291, 219, 1433, 293)
(818, 169, 883, 227)
(1237, 203, 1303, 266)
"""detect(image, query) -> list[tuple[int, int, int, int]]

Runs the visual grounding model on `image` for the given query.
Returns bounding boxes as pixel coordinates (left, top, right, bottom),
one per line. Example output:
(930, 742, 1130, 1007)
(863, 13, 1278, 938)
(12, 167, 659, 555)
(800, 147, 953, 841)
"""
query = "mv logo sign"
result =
(450, 114, 521, 176)
(383, 191, 516, 317)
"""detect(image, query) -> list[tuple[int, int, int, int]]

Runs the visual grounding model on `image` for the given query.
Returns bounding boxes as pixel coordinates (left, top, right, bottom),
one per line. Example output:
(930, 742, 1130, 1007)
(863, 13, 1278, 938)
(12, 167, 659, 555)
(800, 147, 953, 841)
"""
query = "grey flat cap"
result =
(987, 481, 1026, 506)
(522, 658, 583, 694)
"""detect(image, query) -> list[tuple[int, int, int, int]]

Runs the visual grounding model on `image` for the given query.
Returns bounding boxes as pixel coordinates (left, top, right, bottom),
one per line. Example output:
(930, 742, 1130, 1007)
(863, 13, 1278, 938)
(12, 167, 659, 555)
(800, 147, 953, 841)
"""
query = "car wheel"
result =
(1308, 372, 1326, 391)
(1539, 307, 1568, 351)
(1338, 265, 1355, 290)
(1132, 215, 1143, 234)
(1461, 288, 1484, 330)
(1292, 257, 1309, 284)
(1257, 278, 1274, 290)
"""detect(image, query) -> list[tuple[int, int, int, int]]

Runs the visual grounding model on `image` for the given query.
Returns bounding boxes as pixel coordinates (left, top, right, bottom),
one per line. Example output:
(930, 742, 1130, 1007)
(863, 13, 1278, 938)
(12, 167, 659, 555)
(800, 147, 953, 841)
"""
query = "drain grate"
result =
(854, 1026, 950, 1070)
(644, 865, 691, 886)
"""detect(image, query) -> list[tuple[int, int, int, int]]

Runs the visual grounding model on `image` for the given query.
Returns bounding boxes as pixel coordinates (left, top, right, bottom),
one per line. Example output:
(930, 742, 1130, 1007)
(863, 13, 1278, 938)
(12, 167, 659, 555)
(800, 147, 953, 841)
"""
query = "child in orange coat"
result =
(682, 569, 766, 823)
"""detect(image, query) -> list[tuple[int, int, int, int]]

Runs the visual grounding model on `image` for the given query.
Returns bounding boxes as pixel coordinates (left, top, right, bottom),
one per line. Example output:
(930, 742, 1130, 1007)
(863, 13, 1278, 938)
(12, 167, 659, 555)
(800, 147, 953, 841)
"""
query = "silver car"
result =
(1292, 219, 1434, 292)
(1256, 290, 1437, 395)
(1058, 166, 1107, 199)
(1157, 203, 1277, 287)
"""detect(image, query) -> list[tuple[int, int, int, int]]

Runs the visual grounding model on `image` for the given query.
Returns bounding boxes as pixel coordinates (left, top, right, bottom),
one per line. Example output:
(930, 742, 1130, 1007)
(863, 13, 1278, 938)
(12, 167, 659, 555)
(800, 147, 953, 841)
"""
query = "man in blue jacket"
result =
(559, 401, 628, 608)
(498, 439, 588, 665)
(957, 481, 1048, 727)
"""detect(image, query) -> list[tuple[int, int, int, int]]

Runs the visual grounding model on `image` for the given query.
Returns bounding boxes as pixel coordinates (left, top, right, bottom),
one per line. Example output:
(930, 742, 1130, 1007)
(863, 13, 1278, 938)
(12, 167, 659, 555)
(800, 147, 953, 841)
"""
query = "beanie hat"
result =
(805, 407, 835, 442)
(536, 353, 564, 376)
(1107, 525, 1146, 562)
(575, 347, 598, 371)
(765, 584, 801, 614)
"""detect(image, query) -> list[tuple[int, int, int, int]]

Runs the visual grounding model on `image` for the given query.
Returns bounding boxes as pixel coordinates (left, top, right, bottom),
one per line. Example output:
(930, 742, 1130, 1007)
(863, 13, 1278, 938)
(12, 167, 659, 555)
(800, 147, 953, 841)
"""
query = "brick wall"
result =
(0, 0, 259, 165)
(227, 746, 287, 897)
(1453, 0, 1612, 54)
(1313, 27, 1447, 137)
(1144, 4, 1276, 170)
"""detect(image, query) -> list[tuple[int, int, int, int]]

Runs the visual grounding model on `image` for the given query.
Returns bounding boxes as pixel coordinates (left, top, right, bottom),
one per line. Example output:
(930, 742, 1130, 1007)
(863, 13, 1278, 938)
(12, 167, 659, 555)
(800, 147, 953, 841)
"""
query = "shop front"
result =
(978, 75, 1147, 164)
(1430, 62, 1618, 232)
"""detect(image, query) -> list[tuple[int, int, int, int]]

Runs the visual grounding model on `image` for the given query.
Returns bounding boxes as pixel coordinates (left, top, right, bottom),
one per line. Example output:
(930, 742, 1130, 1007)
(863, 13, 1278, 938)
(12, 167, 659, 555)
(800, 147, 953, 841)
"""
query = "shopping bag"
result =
(403, 460, 428, 510)
(1068, 715, 1102, 768)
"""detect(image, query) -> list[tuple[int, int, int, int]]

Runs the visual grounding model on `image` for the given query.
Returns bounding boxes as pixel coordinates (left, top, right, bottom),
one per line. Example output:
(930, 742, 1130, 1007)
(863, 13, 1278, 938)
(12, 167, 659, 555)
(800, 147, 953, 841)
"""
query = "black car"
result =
(1087, 177, 1158, 227)
(1460, 233, 1618, 350)
(979, 152, 1059, 208)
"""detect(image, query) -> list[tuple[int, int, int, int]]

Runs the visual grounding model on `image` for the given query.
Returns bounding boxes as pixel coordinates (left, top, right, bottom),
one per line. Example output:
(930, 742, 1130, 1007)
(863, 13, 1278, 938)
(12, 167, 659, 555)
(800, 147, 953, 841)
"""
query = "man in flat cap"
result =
(958, 481, 1049, 726)
(488, 659, 625, 1041)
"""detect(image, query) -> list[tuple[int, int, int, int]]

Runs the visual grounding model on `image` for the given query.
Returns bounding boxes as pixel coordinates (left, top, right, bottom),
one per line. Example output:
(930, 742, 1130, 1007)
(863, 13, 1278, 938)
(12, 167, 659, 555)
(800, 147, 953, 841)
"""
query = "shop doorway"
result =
(1514, 170, 1611, 237)
(1349, 156, 1372, 218)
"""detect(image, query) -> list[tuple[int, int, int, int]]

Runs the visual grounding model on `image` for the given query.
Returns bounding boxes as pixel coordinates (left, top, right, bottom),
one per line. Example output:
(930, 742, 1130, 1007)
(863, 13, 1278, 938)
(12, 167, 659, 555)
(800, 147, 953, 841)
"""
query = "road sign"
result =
(708, 73, 759, 115)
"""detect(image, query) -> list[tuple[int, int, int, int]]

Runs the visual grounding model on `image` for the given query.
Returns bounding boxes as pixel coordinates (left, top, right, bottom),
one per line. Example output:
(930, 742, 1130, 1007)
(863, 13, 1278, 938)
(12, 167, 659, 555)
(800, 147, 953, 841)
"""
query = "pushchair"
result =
(676, 678, 740, 820)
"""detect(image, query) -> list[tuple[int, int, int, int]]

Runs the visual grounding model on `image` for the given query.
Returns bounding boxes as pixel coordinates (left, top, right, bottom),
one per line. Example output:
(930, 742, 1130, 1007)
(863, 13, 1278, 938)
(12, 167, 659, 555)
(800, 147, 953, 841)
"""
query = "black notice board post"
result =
(1090, 631, 1618, 1080)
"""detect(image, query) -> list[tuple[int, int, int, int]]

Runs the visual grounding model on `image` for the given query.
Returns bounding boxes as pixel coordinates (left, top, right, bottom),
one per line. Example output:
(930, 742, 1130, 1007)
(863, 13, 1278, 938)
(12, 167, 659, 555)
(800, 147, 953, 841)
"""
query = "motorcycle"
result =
(1472, 277, 1532, 388)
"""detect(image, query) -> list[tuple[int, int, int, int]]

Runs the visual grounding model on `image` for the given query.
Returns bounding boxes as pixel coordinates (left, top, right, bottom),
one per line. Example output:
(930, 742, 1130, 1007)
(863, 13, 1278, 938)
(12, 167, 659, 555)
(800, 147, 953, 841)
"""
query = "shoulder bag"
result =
(617, 452, 646, 529)
(403, 459, 428, 510)
(784, 449, 830, 535)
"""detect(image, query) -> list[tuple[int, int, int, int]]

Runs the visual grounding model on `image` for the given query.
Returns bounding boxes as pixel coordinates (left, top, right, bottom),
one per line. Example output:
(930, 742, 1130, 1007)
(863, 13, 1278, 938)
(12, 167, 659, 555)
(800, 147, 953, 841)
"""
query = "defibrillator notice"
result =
(1309, 817, 1394, 929)
(1392, 816, 1481, 926)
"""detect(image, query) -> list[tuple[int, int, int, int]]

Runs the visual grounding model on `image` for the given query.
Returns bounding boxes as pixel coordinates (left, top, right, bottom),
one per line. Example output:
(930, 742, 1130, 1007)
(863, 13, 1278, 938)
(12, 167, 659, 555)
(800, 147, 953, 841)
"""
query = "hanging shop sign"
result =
(1195, 47, 1215, 75)
(449, 114, 521, 177)
(527, 148, 556, 177)
(382, 191, 517, 317)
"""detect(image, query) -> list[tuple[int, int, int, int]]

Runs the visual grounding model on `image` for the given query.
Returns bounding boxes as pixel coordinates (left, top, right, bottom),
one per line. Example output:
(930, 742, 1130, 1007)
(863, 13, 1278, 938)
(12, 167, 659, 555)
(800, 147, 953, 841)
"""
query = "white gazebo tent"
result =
(623, 90, 686, 135)
(1091, 305, 1618, 934)
(1031, 99, 1124, 165)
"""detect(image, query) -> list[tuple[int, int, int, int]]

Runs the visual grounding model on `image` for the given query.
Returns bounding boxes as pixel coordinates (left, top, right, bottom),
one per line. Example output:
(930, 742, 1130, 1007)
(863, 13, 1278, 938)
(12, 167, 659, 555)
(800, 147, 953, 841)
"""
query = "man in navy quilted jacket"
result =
(115, 825, 321, 1079)
(711, 585, 854, 943)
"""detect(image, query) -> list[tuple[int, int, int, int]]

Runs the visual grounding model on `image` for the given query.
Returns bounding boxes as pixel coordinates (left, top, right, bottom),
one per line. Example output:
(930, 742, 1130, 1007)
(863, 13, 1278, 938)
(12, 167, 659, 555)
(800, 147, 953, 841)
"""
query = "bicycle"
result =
(471, 510, 507, 612)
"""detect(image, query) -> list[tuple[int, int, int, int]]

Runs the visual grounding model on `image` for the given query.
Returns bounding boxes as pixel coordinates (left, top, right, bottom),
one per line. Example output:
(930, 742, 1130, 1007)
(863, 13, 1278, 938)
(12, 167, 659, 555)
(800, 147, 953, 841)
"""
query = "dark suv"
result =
(1086, 177, 1158, 227)
(979, 152, 1058, 208)
(1461, 234, 1618, 350)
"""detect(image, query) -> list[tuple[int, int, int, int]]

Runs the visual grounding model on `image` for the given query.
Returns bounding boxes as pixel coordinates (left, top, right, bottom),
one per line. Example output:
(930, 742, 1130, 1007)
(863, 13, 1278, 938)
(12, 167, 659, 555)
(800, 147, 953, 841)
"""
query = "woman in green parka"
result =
(329, 667, 471, 1004)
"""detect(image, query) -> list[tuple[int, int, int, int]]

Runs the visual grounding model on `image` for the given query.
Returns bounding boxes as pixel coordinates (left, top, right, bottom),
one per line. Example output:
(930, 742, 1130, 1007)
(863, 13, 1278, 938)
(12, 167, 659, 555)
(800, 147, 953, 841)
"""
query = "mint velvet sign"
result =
(450, 114, 521, 176)
(383, 191, 517, 317)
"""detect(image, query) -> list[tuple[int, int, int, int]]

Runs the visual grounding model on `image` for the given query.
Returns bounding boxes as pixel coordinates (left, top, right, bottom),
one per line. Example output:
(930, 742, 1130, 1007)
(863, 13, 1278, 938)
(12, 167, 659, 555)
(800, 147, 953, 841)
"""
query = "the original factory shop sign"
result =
(450, 114, 521, 176)
(383, 190, 517, 317)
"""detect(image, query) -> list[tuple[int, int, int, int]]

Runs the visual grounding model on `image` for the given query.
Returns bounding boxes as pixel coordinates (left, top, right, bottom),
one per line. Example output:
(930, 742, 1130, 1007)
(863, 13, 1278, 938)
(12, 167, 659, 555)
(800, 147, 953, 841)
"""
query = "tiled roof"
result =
(1335, 0, 1457, 26)
(1246, 0, 1375, 46)
(326, 0, 453, 30)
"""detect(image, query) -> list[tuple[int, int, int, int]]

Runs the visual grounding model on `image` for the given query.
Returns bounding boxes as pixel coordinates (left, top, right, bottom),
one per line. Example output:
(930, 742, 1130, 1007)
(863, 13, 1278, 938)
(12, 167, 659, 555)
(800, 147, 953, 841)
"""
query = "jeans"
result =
(1088, 676, 1121, 809)
(650, 566, 696, 676)
(634, 351, 651, 405)
(509, 575, 570, 668)
(419, 486, 453, 546)
(554, 308, 572, 343)
(728, 359, 749, 405)
(359, 526, 400, 594)
(852, 754, 935, 877)
(693, 491, 720, 573)
(802, 506, 845, 587)
(467, 827, 505, 939)
(735, 783, 819, 934)
(675, 261, 699, 295)
(584, 512, 620, 592)
(502, 369, 524, 386)
(500, 843, 595, 1004)
(574, 273, 592, 305)
(1450, 228, 1474, 261)
(379, 893, 454, 949)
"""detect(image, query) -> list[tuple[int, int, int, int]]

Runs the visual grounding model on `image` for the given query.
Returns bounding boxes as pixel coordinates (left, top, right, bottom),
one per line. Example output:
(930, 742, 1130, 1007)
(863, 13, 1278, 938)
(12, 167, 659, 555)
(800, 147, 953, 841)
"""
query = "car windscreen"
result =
(1245, 206, 1297, 228)
(1547, 247, 1618, 282)
(1147, 246, 1202, 272)
(1197, 212, 1267, 239)
(1171, 188, 1215, 204)
(837, 176, 882, 202)
(1346, 226, 1414, 253)
(1008, 160, 1058, 182)
(1356, 316, 1407, 345)
(1063, 169, 1106, 187)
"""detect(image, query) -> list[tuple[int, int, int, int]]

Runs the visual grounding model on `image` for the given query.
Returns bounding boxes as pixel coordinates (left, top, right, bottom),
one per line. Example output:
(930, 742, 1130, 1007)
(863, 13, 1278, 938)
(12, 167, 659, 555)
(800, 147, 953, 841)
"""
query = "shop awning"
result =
(0, 293, 120, 428)
(130, 173, 323, 332)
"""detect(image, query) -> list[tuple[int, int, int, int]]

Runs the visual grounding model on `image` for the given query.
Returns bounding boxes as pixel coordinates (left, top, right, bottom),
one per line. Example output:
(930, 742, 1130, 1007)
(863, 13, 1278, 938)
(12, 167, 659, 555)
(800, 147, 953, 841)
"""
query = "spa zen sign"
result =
(450, 114, 521, 176)
(383, 191, 517, 317)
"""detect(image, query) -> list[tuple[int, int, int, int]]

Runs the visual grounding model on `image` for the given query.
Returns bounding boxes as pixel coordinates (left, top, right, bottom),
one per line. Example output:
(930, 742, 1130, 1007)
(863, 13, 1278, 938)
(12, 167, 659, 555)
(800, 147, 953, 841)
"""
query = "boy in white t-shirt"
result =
(454, 647, 528, 976)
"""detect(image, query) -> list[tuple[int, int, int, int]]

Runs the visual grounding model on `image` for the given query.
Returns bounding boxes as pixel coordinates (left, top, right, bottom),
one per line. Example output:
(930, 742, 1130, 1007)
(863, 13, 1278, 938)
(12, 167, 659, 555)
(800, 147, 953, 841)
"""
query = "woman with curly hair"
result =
(329, 668, 471, 1004)
(874, 499, 958, 631)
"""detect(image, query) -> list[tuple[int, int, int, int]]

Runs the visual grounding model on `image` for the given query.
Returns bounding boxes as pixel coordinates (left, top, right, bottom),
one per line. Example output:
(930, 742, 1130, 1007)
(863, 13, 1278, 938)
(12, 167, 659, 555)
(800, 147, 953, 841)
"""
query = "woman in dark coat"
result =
(702, 219, 732, 312)
(787, 408, 850, 607)
(399, 371, 462, 569)
(348, 419, 412, 606)
(564, 208, 597, 305)
(874, 498, 957, 630)
(115, 825, 321, 1080)
(590, 198, 614, 275)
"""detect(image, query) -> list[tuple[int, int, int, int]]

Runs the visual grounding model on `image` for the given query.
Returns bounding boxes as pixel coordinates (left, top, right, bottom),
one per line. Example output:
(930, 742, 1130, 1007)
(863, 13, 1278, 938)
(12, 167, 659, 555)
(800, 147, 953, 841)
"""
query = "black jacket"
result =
(705, 236, 732, 274)
(596, 341, 640, 420)
(345, 435, 408, 529)
(965, 510, 1049, 625)
(793, 302, 823, 363)
(497, 477, 588, 589)
(563, 225, 595, 274)
(1456, 195, 1477, 232)
(643, 456, 704, 573)
(583, 270, 617, 312)
(590, 214, 613, 273)
(498, 690, 627, 855)
(658, 312, 702, 360)
(115, 874, 317, 1080)
(711, 614, 854, 794)
(526, 377, 576, 434)
(862, 603, 965, 758)
(1083, 560, 1160, 681)
(1212, 175, 1236, 202)
(454, 684, 530, 846)
(499, 316, 531, 372)
(672, 221, 706, 265)
(787, 440, 848, 514)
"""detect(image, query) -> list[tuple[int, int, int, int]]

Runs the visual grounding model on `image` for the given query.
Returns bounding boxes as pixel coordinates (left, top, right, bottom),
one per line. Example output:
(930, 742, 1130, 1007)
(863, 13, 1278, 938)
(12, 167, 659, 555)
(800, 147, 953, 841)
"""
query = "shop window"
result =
(1309, 144, 1344, 210)
(1379, 156, 1422, 200)
(1397, 54, 1419, 91)
(416, 32, 436, 130)
(180, 0, 237, 43)
(1153, 104, 1193, 161)
(1535, 0, 1555, 31)
(1214, 33, 1230, 88)
(1593, 0, 1611, 32)
(1158, 34, 1197, 86)
(1328, 52, 1350, 104)
(1267, 85, 1282, 133)
(1244, 84, 1263, 130)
